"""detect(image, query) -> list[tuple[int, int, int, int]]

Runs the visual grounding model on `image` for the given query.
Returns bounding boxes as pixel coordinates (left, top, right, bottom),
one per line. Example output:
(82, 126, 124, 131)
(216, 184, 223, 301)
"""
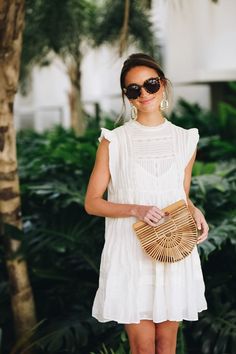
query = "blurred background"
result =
(0, 0, 236, 353)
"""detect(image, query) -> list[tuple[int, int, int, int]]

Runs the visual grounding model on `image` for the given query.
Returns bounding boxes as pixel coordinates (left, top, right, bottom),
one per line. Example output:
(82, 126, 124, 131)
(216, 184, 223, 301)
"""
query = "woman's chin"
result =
(139, 105, 160, 114)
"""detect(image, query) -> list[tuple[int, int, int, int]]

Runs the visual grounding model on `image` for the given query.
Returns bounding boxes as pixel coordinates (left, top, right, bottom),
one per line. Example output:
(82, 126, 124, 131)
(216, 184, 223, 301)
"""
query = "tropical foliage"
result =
(93, 0, 157, 56)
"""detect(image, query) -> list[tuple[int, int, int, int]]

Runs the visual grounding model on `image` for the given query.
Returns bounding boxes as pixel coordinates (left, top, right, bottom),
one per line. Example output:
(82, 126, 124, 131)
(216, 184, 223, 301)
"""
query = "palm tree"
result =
(0, 0, 37, 339)
(20, 0, 156, 135)
(94, 0, 156, 56)
(21, 0, 97, 135)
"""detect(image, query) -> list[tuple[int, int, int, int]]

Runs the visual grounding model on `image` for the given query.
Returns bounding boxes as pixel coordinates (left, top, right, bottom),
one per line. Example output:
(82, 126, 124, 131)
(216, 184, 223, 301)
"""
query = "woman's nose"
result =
(139, 87, 149, 97)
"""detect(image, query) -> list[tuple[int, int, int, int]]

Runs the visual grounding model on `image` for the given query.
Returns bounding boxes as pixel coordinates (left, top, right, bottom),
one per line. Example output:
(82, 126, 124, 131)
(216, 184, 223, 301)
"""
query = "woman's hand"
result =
(192, 207, 209, 244)
(134, 205, 165, 227)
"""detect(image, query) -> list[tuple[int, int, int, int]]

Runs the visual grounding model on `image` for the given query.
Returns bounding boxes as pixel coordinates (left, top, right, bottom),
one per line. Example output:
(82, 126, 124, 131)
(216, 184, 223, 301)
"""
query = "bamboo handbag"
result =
(133, 200, 198, 263)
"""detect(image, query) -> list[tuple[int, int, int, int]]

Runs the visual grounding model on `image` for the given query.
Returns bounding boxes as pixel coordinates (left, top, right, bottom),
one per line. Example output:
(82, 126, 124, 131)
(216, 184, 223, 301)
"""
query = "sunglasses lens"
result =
(125, 85, 141, 99)
(144, 78, 160, 94)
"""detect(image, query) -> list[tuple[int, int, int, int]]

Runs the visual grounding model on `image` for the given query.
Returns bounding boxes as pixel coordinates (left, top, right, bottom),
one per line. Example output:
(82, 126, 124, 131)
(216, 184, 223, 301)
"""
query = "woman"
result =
(85, 53, 208, 354)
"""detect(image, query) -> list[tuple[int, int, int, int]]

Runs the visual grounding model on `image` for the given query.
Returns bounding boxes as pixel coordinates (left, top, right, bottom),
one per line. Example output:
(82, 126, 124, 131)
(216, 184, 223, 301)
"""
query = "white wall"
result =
(81, 46, 126, 115)
(14, 57, 71, 131)
(151, 0, 236, 108)
(164, 0, 236, 83)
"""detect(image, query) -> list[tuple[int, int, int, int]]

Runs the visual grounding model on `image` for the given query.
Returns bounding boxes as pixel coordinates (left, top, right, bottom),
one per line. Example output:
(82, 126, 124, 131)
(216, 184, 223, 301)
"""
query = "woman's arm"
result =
(184, 149, 209, 244)
(84, 138, 136, 218)
(84, 138, 164, 225)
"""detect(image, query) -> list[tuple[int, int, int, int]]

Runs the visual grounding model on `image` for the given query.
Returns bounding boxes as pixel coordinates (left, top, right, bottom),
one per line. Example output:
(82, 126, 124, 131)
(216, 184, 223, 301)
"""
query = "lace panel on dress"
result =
(133, 135, 175, 180)
(134, 135, 174, 160)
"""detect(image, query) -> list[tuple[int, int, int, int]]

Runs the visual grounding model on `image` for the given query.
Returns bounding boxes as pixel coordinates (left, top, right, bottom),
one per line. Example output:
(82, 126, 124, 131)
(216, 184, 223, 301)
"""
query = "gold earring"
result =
(160, 91, 169, 111)
(130, 104, 137, 120)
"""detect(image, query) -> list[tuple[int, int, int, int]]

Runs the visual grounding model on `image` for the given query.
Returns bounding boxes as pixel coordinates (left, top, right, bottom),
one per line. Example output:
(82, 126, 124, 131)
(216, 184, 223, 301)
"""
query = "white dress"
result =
(92, 118, 207, 324)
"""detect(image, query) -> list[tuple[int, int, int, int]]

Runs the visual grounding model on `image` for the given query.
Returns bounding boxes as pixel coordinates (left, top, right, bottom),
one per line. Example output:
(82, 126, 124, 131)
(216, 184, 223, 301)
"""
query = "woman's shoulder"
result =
(169, 121, 199, 138)
(169, 121, 200, 166)
(98, 124, 126, 143)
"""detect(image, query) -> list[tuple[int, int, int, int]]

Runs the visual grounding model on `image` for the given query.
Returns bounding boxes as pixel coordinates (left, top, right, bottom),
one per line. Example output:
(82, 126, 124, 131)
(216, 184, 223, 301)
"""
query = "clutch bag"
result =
(133, 200, 198, 263)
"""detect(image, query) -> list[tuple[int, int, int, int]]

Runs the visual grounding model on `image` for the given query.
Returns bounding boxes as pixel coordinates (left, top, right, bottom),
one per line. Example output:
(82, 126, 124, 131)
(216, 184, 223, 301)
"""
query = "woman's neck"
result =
(136, 111, 165, 127)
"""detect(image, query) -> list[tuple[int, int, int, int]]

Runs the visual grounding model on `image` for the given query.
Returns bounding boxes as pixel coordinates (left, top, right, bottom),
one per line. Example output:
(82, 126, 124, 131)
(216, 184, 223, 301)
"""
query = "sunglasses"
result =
(123, 76, 161, 99)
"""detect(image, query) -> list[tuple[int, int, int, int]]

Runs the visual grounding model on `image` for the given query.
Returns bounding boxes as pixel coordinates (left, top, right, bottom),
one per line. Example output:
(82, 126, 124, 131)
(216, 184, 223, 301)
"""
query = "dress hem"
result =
(92, 306, 208, 324)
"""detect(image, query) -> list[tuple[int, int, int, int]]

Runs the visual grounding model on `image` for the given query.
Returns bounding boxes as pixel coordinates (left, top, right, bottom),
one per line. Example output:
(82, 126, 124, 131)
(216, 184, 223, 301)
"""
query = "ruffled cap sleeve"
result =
(184, 128, 199, 167)
(98, 128, 114, 143)
(97, 127, 118, 190)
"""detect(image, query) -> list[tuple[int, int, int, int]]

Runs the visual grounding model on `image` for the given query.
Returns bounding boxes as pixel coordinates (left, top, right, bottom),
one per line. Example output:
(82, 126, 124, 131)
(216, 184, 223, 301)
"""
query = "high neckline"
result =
(128, 117, 169, 130)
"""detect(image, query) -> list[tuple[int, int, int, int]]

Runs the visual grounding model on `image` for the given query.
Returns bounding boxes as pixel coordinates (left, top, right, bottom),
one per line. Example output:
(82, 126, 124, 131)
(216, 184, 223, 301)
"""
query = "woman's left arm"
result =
(184, 149, 209, 244)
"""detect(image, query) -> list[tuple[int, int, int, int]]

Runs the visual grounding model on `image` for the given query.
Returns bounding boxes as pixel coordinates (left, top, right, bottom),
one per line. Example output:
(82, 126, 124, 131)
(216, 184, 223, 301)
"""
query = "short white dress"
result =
(92, 118, 207, 324)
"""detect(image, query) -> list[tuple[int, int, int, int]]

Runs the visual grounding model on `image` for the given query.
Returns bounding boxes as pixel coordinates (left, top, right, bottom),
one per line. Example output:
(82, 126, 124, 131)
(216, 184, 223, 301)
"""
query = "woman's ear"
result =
(160, 79, 166, 90)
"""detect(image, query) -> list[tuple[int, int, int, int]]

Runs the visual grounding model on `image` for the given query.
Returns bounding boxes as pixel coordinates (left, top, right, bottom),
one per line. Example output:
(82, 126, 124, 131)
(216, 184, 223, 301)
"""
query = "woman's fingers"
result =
(146, 212, 162, 223)
(192, 207, 209, 245)
(197, 219, 209, 244)
(144, 216, 163, 227)
(153, 206, 165, 215)
(148, 207, 165, 218)
(144, 207, 165, 224)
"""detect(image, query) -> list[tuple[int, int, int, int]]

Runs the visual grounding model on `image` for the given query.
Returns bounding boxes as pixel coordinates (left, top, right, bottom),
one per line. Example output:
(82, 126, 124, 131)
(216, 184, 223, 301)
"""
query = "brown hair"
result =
(117, 53, 171, 124)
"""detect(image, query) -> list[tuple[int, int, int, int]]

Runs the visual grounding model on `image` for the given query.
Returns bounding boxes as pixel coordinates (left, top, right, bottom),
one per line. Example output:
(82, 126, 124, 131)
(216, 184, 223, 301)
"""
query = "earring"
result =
(160, 91, 169, 111)
(130, 104, 137, 120)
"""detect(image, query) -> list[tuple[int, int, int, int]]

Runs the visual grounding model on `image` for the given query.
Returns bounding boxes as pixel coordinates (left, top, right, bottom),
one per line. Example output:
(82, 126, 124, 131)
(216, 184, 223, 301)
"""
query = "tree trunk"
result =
(67, 58, 86, 136)
(0, 0, 37, 339)
(119, 0, 130, 56)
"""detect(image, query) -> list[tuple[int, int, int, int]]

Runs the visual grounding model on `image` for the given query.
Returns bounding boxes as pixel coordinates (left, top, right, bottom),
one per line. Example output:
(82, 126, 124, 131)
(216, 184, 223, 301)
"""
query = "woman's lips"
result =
(138, 97, 155, 105)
